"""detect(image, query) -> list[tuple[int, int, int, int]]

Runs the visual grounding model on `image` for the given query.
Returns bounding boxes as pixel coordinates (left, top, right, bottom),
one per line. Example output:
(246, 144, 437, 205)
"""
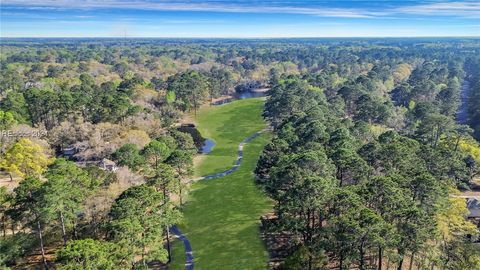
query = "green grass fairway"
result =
(193, 98, 267, 177)
(170, 98, 272, 270)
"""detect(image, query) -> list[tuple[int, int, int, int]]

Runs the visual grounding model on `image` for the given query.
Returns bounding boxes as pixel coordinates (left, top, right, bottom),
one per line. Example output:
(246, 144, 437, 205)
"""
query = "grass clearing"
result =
(192, 98, 267, 177)
(170, 98, 272, 269)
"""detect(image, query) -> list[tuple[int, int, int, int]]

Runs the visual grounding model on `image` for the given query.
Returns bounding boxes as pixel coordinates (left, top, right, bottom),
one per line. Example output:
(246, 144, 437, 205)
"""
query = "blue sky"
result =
(1, 1, 479, 37)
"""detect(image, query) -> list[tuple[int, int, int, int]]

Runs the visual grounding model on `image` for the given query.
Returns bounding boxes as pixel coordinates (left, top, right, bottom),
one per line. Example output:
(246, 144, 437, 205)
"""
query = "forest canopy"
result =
(0, 38, 479, 270)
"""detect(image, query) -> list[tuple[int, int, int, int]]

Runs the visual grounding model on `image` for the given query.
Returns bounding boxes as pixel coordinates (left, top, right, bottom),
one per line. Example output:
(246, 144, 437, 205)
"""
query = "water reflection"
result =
(212, 89, 268, 106)
(238, 91, 267, 99)
(201, 139, 215, 154)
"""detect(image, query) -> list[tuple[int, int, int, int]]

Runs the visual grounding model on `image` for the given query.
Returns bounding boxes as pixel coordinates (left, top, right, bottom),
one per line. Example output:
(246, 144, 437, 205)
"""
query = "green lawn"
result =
(170, 98, 272, 270)
(193, 98, 268, 177)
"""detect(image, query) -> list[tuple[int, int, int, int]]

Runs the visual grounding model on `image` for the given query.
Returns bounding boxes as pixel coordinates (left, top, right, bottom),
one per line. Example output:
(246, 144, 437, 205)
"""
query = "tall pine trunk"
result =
(359, 242, 365, 270)
(166, 226, 172, 262)
(397, 258, 404, 270)
(37, 220, 48, 270)
(307, 245, 313, 270)
(72, 219, 78, 239)
(339, 253, 344, 270)
(409, 253, 415, 270)
(454, 136, 461, 152)
(378, 247, 383, 270)
(60, 212, 67, 246)
(2, 215, 6, 237)
(142, 235, 146, 266)
(179, 178, 184, 205)
(397, 248, 405, 270)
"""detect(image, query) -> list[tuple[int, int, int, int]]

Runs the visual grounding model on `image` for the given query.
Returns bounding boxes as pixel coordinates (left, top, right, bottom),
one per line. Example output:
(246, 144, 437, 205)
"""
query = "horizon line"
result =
(1, 36, 480, 39)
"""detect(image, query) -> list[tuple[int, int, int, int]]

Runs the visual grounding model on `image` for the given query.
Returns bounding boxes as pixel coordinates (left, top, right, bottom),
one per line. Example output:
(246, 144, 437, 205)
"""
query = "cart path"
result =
(170, 226, 194, 270)
(170, 129, 266, 270)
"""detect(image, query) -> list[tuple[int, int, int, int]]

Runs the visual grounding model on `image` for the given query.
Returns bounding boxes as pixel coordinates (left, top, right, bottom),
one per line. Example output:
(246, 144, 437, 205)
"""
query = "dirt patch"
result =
(459, 190, 480, 198)
(211, 95, 234, 104)
(0, 174, 20, 191)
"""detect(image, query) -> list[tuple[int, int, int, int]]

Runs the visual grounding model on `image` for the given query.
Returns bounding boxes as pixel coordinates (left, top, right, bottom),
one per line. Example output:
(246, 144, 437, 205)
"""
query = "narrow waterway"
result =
(457, 79, 470, 125)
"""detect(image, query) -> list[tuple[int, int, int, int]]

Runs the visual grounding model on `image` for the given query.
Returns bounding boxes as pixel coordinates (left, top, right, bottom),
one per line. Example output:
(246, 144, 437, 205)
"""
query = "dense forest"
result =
(465, 58, 480, 140)
(255, 40, 480, 269)
(0, 38, 479, 269)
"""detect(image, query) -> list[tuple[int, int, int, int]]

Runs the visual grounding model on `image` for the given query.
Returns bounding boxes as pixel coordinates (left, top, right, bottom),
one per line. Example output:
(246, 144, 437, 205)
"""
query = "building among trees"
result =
(99, 158, 118, 172)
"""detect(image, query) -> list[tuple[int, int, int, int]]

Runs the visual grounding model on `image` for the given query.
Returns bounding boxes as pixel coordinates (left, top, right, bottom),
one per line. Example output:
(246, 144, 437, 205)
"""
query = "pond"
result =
(213, 89, 268, 106)
(201, 138, 215, 154)
(238, 91, 267, 99)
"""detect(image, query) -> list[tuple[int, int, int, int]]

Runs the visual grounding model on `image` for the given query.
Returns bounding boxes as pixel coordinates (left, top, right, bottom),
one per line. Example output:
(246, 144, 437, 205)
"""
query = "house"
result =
(466, 198, 480, 243)
(467, 198, 480, 230)
(61, 146, 78, 159)
(467, 198, 480, 219)
(99, 158, 118, 172)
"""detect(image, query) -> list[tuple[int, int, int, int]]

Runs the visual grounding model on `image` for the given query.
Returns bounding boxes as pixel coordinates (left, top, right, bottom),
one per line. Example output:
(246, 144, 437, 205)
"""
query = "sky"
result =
(0, 0, 479, 38)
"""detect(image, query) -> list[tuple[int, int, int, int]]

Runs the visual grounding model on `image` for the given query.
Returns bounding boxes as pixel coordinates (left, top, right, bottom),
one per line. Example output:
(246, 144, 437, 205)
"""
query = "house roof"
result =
(467, 198, 480, 218)
(101, 158, 117, 166)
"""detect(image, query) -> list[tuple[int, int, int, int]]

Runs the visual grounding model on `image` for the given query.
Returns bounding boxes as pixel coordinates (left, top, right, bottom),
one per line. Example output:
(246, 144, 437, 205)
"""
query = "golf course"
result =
(170, 98, 273, 269)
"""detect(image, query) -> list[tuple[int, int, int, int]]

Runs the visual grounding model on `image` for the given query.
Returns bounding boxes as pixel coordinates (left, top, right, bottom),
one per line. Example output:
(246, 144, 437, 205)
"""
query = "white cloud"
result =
(2, 1, 479, 19)
(1, 1, 376, 18)
(394, 1, 480, 18)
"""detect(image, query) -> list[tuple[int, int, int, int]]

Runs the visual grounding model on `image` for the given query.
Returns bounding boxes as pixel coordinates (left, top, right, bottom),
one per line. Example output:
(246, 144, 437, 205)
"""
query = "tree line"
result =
(0, 129, 195, 269)
(1, 38, 480, 269)
(465, 57, 480, 140)
(256, 72, 479, 269)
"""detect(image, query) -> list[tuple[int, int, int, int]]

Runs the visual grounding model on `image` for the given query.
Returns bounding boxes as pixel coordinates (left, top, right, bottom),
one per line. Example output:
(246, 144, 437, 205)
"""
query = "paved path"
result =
(170, 226, 194, 270)
(170, 129, 265, 270)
